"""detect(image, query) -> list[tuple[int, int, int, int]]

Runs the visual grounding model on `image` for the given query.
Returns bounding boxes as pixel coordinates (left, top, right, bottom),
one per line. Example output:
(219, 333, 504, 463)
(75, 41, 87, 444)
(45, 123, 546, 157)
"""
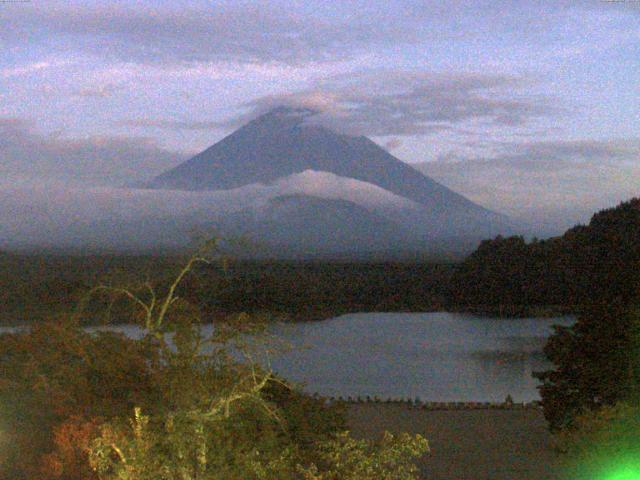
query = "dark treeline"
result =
(0, 254, 454, 324)
(2, 198, 638, 324)
(449, 198, 640, 315)
(189, 261, 453, 321)
(0, 254, 178, 325)
(531, 199, 640, 432)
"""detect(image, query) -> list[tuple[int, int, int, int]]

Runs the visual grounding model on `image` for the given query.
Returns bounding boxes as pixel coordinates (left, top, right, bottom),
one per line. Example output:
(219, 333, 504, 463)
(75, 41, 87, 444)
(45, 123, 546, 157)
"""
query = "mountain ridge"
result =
(147, 107, 518, 254)
(150, 108, 496, 213)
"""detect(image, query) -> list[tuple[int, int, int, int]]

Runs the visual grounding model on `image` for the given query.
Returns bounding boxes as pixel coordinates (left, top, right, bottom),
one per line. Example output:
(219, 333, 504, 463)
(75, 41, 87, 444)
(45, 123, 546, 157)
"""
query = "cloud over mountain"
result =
(0, 171, 429, 253)
(228, 71, 557, 137)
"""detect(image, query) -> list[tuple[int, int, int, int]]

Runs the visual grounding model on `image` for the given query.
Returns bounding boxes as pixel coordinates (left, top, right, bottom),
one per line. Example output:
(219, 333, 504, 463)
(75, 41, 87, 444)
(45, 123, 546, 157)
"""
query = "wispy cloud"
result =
(119, 118, 227, 131)
(416, 137, 640, 231)
(236, 71, 558, 136)
(75, 83, 122, 98)
(0, 60, 70, 79)
(5, 3, 417, 66)
(384, 138, 403, 150)
(0, 117, 184, 185)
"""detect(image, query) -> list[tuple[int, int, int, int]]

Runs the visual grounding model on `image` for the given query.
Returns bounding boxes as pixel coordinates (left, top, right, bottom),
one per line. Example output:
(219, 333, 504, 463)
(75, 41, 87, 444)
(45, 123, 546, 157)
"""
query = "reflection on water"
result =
(266, 312, 574, 402)
(0, 312, 574, 402)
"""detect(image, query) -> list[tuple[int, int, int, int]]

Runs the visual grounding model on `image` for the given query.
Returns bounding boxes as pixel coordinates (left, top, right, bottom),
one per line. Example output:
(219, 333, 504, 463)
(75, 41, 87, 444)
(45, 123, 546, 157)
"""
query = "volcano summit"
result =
(148, 107, 517, 257)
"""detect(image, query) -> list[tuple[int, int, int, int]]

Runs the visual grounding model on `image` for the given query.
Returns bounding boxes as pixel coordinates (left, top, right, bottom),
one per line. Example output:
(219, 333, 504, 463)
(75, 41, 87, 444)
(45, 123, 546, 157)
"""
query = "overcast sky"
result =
(1, 0, 639, 231)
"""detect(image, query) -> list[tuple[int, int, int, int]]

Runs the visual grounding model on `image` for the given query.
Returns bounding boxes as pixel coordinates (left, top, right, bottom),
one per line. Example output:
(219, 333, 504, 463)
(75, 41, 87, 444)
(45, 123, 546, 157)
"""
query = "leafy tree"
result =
(0, 241, 429, 479)
(0, 320, 155, 479)
(533, 199, 640, 430)
(86, 243, 428, 479)
(534, 302, 640, 430)
(297, 431, 429, 480)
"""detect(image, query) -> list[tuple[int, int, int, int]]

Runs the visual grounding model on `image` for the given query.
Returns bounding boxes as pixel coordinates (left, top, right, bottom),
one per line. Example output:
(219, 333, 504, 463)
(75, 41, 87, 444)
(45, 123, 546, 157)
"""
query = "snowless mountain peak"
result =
(146, 107, 518, 254)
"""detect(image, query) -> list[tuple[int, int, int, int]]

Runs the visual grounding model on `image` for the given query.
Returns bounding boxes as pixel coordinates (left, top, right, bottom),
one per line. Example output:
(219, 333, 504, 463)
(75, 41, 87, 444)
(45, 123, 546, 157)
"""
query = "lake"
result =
(1, 312, 574, 402)
(266, 312, 574, 402)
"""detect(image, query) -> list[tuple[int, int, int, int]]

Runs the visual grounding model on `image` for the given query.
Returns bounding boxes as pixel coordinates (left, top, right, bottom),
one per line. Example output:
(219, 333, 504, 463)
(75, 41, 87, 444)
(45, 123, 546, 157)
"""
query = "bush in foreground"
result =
(0, 244, 428, 479)
(554, 401, 640, 478)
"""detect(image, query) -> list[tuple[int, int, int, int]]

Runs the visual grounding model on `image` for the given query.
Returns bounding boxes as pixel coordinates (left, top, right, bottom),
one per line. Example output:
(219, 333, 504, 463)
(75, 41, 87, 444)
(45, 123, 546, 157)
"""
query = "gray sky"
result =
(1, 0, 639, 231)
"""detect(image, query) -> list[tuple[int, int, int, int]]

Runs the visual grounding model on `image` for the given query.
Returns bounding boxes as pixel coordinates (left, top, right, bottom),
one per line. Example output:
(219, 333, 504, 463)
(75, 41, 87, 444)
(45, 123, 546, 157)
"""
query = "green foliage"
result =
(0, 254, 181, 325)
(530, 199, 640, 430)
(195, 261, 452, 320)
(0, 245, 429, 479)
(449, 197, 640, 315)
(89, 405, 297, 480)
(0, 321, 156, 479)
(262, 377, 348, 455)
(534, 303, 640, 431)
(88, 412, 428, 480)
(298, 431, 429, 480)
(448, 234, 577, 314)
(553, 401, 640, 478)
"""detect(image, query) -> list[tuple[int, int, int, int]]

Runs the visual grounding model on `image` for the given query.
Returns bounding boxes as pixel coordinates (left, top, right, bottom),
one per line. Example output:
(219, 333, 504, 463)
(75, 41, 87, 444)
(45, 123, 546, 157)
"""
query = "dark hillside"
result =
(449, 198, 640, 314)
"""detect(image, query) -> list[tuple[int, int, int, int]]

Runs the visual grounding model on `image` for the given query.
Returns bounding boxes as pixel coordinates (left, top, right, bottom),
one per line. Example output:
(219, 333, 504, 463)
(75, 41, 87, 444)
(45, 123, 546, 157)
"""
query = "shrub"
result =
(554, 401, 640, 478)
(1, 244, 429, 479)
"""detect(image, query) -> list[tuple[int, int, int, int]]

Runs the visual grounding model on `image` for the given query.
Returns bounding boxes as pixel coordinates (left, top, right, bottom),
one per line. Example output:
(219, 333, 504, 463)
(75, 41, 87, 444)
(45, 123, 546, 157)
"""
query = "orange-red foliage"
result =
(0, 320, 155, 480)
(38, 416, 102, 480)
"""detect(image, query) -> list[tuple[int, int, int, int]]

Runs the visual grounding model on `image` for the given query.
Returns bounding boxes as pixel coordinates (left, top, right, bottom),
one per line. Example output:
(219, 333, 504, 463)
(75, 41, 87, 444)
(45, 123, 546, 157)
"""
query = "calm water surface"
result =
(2, 312, 574, 402)
(266, 312, 574, 402)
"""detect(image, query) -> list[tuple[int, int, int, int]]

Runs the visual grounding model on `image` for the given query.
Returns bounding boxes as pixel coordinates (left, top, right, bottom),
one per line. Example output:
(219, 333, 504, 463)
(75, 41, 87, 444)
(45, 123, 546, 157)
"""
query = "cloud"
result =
(119, 118, 227, 131)
(0, 61, 54, 79)
(384, 138, 403, 150)
(416, 137, 640, 232)
(0, 118, 184, 186)
(110, 70, 555, 137)
(5, 3, 417, 66)
(513, 139, 640, 164)
(75, 84, 122, 98)
(8, 1, 633, 68)
(237, 71, 557, 137)
(0, 170, 417, 250)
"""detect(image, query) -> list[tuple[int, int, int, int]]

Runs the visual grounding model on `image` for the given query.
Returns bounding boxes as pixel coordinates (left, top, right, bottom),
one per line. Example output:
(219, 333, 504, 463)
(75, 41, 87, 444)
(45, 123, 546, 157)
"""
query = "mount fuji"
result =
(148, 107, 518, 257)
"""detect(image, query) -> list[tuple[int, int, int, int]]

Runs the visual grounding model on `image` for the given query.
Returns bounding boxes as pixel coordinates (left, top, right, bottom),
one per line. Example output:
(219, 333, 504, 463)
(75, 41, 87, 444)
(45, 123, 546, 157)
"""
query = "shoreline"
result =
(188, 305, 578, 323)
(0, 305, 576, 328)
(319, 396, 543, 410)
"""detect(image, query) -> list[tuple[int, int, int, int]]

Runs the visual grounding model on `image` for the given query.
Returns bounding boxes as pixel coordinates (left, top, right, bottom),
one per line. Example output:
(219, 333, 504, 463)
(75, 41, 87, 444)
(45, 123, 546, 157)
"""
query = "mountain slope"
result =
(150, 108, 496, 216)
(219, 193, 415, 257)
(148, 107, 517, 252)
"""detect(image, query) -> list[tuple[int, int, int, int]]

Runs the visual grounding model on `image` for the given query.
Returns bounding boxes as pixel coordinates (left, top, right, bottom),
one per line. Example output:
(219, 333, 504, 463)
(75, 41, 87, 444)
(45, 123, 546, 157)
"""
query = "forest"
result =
(2, 199, 639, 325)
(449, 197, 640, 314)
(0, 254, 454, 325)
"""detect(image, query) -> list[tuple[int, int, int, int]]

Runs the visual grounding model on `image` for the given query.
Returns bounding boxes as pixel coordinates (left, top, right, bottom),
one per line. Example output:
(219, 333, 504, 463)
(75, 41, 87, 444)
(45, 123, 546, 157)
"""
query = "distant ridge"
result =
(219, 193, 410, 256)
